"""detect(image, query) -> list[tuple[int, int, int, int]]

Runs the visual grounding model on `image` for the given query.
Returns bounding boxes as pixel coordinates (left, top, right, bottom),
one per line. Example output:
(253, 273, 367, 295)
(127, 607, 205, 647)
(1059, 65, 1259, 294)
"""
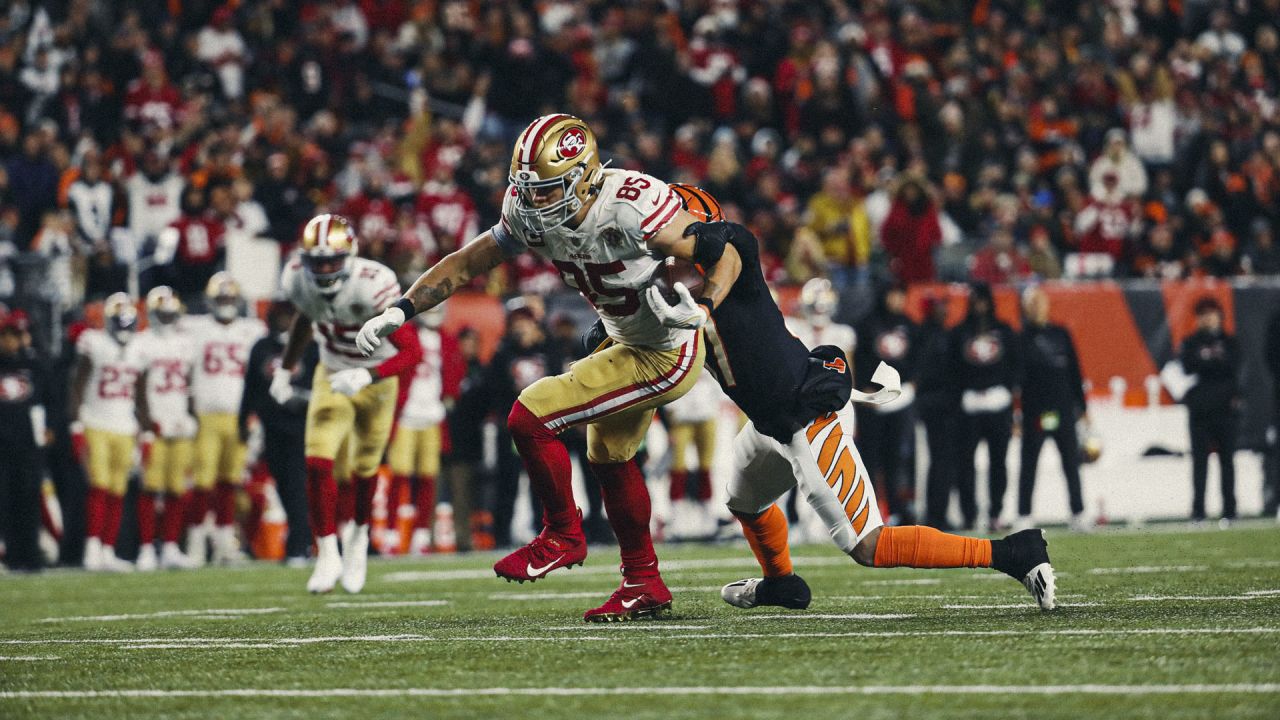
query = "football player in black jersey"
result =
(638, 186, 1059, 611)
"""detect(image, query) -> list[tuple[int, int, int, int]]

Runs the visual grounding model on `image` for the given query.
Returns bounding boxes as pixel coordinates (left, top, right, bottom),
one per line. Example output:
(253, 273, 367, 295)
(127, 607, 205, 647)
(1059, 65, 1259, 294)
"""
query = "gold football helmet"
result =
(300, 213, 358, 296)
(508, 114, 603, 233)
(103, 292, 139, 343)
(145, 285, 183, 326)
(800, 277, 838, 322)
(205, 271, 242, 321)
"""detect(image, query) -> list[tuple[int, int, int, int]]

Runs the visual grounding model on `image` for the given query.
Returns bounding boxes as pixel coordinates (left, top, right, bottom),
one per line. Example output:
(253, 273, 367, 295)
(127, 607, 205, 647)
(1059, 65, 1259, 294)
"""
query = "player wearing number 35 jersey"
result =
(358, 114, 744, 622)
(278, 213, 423, 595)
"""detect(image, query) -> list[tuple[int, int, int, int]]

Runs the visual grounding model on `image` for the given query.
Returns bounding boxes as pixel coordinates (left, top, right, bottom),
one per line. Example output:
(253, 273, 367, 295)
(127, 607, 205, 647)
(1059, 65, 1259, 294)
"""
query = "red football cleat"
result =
(583, 574, 673, 622)
(493, 529, 587, 583)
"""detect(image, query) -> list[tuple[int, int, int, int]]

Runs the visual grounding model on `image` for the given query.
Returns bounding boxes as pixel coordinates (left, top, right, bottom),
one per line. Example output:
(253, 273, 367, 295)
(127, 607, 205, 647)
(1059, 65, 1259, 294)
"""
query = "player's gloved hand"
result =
(269, 367, 295, 405)
(329, 367, 373, 396)
(645, 282, 709, 330)
(357, 305, 406, 356)
(180, 414, 199, 438)
(70, 420, 87, 464)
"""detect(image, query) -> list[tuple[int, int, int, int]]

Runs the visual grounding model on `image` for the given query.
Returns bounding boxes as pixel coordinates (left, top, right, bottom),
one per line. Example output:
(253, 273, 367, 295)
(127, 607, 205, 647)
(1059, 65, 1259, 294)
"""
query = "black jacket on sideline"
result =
(1019, 323, 1086, 417)
(1180, 328, 1239, 414)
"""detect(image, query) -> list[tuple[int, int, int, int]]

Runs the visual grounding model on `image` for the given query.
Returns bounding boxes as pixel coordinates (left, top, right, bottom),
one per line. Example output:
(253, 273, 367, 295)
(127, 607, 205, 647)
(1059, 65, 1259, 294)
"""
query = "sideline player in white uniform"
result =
(783, 277, 858, 541)
(132, 286, 199, 571)
(388, 304, 451, 556)
(662, 372, 723, 539)
(186, 272, 265, 565)
(358, 114, 744, 621)
(275, 214, 423, 594)
(71, 293, 143, 572)
(787, 277, 856, 369)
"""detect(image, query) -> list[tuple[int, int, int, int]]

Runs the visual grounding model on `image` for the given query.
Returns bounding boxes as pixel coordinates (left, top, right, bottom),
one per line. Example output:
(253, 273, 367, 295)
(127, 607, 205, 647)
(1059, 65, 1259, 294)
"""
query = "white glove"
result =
(329, 367, 374, 397)
(175, 414, 199, 439)
(644, 283, 709, 330)
(357, 306, 405, 356)
(269, 367, 295, 405)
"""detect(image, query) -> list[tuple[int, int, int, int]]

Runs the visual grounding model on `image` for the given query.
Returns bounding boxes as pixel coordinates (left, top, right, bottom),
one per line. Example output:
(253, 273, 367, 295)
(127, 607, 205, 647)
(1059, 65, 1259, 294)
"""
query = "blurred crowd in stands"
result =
(2, 0, 1279, 316)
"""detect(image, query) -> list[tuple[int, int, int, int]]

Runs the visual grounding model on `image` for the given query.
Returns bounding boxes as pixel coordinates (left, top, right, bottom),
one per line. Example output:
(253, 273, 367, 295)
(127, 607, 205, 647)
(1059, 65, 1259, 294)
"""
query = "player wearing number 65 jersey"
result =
(358, 114, 744, 622)
(186, 272, 265, 566)
(278, 214, 423, 594)
(70, 292, 143, 572)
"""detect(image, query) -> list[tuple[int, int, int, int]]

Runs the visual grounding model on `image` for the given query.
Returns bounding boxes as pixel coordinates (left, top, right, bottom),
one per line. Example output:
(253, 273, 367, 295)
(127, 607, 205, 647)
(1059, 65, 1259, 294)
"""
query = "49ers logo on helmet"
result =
(0, 372, 34, 402)
(558, 128, 587, 159)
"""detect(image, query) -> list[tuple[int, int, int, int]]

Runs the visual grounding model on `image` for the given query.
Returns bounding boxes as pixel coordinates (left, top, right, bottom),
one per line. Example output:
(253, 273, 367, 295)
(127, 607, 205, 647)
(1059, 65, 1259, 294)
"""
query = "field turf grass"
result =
(2, 523, 1278, 719)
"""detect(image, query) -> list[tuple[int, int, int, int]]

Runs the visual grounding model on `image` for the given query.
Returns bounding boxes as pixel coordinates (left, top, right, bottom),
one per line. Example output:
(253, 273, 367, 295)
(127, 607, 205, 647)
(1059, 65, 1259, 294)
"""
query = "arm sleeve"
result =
(374, 323, 424, 379)
(492, 189, 529, 258)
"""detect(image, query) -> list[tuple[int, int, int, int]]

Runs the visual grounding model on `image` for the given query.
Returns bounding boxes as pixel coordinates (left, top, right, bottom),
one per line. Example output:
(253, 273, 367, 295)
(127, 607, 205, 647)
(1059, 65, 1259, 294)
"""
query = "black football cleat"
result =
(720, 574, 812, 610)
(992, 529, 1057, 610)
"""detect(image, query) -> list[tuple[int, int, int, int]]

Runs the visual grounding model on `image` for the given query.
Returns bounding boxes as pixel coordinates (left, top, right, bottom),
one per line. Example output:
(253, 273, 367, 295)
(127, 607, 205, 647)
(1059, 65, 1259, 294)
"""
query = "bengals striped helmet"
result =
(300, 213, 358, 296)
(509, 114, 603, 234)
(670, 183, 724, 223)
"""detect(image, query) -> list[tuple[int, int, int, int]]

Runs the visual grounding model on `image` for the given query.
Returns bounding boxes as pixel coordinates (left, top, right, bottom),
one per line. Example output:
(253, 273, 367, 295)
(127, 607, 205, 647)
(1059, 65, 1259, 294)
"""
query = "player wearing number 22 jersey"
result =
(357, 114, 745, 621)
(184, 272, 265, 566)
(71, 293, 143, 572)
(278, 213, 422, 594)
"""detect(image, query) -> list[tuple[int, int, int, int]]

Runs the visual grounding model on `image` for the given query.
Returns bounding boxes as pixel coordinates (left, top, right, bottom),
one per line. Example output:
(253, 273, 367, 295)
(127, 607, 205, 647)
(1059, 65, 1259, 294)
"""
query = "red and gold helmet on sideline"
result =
(300, 213, 358, 296)
(145, 285, 183, 326)
(508, 114, 603, 234)
(800, 277, 838, 322)
(205, 271, 242, 321)
(670, 183, 724, 223)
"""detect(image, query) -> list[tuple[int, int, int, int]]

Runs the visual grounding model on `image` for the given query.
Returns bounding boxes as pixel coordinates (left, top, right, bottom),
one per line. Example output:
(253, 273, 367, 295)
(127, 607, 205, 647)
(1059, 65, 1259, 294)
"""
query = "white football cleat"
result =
(83, 536, 104, 571)
(996, 529, 1057, 611)
(339, 519, 357, 553)
(307, 535, 343, 593)
(99, 547, 135, 573)
(136, 544, 158, 572)
(160, 541, 197, 570)
(212, 526, 247, 565)
(408, 528, 431, 556)
(187, 521, 211, 567)
(340, 524, 370, 594)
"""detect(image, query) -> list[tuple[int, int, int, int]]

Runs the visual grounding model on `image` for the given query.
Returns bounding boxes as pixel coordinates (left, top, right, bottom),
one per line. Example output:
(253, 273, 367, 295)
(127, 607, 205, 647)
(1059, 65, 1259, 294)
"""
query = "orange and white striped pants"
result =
(727, 402, 882, 554)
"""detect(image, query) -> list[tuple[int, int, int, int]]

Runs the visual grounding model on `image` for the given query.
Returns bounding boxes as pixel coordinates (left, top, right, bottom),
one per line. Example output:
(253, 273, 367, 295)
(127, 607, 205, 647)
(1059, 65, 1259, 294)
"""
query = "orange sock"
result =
(737, 504, 793, 577)
(872, 526, 992, 569)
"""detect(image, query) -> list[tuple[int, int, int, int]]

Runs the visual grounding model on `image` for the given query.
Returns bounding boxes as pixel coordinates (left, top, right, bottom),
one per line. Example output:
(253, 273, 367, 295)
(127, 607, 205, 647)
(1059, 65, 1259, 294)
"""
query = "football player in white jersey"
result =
(186, 272, 265, 565)
(662, 372, 723, 539)
(387, 304, 456, 556)
(787, 277, 856, 365)
(71, 292, 143, 572)
(132, 286, 198, 571)
(358, 114, 744, 621)
(276, 214, 423, 593)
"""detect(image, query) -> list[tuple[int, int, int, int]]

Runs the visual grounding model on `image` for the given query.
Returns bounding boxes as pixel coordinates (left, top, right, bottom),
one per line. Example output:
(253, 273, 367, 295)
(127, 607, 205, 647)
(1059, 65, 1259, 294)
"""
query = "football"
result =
(651, 256, 706, 304)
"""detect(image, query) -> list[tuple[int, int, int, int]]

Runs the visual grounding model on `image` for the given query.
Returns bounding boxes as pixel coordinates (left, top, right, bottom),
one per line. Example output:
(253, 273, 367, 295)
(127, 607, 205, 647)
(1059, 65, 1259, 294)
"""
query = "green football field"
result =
(2, 524, 1278, 719)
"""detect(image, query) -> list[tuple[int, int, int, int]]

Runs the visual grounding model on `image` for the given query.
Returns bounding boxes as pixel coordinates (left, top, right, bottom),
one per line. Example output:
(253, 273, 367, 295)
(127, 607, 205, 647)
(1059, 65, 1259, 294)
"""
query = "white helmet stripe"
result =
(519, 114, 569, 166)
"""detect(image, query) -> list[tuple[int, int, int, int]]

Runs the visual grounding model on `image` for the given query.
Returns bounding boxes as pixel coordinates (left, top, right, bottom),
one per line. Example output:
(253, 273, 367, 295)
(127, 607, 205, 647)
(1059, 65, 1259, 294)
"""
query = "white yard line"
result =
(485, 592, 605, 601)
(546, 625, 712, 631)
(325, 601, 450, 609)
(1088, 565, 1209, 575)
(861, 579, 942, 586)
(941, 603, 1101, 609)
(0, 656, 60, 661)
(38, 608, 284, 623)
(6, 627, 1277, 649)
(1131, 594, 1280, 602)
(744, 613, 917, 620)
(4, 684, 1279, 699)
(385, 556, 854, 582)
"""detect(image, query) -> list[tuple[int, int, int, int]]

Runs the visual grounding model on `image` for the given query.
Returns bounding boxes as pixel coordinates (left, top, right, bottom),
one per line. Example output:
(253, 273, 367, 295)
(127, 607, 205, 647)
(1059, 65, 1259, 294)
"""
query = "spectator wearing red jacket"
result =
(881, 175, 942, 285)
(971, 229, 1032, 285)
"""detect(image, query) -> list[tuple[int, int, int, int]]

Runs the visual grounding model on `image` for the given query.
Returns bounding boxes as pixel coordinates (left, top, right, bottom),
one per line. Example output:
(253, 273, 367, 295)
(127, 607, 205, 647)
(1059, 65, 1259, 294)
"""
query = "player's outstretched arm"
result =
(357, 232, 505, 356)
